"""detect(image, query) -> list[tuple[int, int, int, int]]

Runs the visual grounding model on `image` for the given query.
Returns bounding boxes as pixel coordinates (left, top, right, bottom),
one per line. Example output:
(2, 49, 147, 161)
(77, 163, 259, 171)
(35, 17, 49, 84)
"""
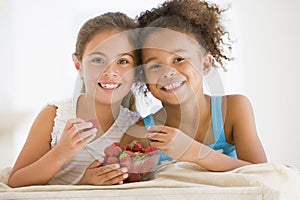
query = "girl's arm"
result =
(147, 125, 251, 171)
(8, 105, 96, 187)
(225, 94, 267, 163)
(147, 95, 267, 171)
(8, 105, 64, 187)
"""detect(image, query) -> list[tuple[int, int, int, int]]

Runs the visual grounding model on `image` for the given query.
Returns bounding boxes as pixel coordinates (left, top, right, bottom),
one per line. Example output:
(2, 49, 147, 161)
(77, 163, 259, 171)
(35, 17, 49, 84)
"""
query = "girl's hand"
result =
(147, 125, 209, 162)
(78, 159, 129, 185)
(55, 118, 97, 162)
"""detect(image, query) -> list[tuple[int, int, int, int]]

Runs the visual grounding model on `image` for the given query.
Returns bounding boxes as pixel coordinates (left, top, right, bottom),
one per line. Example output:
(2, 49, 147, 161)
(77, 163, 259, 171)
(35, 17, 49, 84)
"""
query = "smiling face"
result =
(142, 29, 212, 105)
(79, 29, 135, 105)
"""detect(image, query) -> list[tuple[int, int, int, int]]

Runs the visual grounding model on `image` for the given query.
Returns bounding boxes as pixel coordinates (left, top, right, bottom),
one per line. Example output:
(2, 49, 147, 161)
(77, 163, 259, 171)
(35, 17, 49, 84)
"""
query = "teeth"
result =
(163, 81, 184, 90)
(100, 83, 119, 89)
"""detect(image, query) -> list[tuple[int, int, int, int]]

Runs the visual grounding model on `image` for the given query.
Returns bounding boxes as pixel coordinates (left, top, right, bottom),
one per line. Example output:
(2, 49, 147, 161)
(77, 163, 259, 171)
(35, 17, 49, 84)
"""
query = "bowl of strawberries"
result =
(103, 140, 160, 183)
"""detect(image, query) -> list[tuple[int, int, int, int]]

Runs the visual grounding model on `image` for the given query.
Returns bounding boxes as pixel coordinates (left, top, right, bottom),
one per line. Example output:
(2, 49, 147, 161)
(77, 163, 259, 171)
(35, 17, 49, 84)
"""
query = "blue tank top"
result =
(158, 96, 237, 165)
(208, 96, 237, 158)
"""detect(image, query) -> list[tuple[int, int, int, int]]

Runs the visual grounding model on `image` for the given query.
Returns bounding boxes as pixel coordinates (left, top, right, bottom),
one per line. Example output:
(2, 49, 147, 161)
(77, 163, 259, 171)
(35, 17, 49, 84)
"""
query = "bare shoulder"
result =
(28, 105, 58, 139)
(223, 95, 267, 163)
(33, 105, 57, 128)
(39, 105, 57, 118)
(223, 94, 253, 115)
(224, 94, 252, 106)
(21, 104, 58, 153)
(222, 94, 255, 134)
(9, 105, 58, 175)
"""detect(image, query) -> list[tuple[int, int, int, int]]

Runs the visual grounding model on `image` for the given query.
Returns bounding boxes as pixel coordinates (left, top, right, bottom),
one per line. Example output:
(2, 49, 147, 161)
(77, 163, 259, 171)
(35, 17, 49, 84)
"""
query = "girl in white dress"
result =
(8, 12, 140, 187)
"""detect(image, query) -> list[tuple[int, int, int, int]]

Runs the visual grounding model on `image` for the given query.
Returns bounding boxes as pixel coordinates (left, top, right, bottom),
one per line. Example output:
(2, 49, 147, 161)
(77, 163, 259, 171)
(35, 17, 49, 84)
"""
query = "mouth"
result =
(98, 82, 121, 89)
(161, 81, 185, 91)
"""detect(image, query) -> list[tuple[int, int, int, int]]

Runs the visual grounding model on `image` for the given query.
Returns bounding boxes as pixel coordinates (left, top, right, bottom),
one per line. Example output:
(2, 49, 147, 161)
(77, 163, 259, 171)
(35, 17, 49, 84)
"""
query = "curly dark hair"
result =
(137, 0, 233, 69)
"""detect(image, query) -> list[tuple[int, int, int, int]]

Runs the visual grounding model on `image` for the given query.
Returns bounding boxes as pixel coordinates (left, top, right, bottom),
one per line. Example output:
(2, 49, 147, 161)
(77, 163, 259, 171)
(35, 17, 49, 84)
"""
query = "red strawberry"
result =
(105, 155, 119, 165)
(144, 145, 158, 154)
(126, 150, 135, 157)
(131, 155, 142, 174)
(104, 144, 122, 157)
(141, 157, 154, 175)
(113, 142, 120, 147)
(119, 151, 132, 169)
(126, 173, 141, 182)
(129, 140, 143, 152)
(85, 118, 99, 129)
(81, 118, 99, 132)
(124, 144, 131, 151)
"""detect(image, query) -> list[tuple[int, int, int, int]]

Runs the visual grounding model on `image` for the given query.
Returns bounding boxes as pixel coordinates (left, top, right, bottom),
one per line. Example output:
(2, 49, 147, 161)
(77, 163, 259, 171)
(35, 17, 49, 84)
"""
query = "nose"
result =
(102, 63, 119, 78)
(163, 68, 176, 79)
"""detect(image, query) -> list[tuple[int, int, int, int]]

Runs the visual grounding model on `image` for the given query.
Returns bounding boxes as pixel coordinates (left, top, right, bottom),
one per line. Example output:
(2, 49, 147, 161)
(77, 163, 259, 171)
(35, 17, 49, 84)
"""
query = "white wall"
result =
(0, 0, 299, 169)
(236, 1, 300, 167)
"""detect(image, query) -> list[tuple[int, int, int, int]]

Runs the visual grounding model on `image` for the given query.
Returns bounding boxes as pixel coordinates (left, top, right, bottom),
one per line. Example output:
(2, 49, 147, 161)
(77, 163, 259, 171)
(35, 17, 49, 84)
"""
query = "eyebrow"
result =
(88, 52, 105, 57)
(143, 48, 187, 64)
(88, 52, 134, 59)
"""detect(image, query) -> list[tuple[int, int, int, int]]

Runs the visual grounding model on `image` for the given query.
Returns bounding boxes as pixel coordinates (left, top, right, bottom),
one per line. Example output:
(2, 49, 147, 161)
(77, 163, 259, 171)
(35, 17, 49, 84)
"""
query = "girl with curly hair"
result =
(123, 0, 267, 171)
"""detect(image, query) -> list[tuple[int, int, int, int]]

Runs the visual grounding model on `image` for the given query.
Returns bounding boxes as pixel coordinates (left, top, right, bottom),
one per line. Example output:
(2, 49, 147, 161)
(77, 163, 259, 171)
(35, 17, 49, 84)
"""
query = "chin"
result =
(161, 96, 187, 106)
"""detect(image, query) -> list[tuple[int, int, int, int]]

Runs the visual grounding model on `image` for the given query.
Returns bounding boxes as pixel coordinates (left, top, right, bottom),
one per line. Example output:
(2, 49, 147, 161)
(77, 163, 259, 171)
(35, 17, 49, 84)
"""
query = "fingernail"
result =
(120, 167, 128, 173)
(119, 181, 123, 184)
(86, 122, 93, 127)
(123, 173, 128, 179)
(113, 164, 120, 169)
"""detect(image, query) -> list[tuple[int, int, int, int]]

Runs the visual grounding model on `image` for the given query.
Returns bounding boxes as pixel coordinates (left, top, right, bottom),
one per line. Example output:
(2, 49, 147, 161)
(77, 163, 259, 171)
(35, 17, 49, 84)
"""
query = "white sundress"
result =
(47, 97, 140, 185)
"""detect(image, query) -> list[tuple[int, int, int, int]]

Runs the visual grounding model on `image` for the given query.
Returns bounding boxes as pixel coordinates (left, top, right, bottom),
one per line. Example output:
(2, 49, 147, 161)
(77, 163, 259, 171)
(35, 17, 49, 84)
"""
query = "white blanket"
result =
(1, 162, 299, 200)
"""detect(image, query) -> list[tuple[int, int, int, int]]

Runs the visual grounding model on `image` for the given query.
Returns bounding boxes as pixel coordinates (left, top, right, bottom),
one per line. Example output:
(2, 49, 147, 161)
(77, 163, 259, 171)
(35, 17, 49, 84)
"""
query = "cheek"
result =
(82, 68, 104, 90)
(145, 72, 161, 85)
(83, 69, 96, 82)
(121, 68, 135, 83)
(147, 83, 159, 95)
(84, 66, 104, 77)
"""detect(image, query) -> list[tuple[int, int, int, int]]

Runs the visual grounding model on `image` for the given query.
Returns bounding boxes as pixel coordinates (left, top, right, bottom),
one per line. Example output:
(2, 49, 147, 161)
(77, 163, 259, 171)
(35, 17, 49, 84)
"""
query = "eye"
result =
(174, 57, 185, 63)
(117, 59, 129, 65)
(149, 64, 162, 70)
(92, 57, 105, 64)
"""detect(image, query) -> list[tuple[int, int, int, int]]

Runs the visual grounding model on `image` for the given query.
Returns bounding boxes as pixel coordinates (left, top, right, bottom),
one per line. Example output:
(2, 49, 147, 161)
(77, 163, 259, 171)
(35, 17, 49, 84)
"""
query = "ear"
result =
(72, 54, 82, 74)
(202, 54, 212, 75)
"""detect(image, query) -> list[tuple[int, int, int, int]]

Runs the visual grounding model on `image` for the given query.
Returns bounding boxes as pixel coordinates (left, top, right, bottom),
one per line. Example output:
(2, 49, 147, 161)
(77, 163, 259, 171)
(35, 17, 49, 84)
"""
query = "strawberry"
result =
(140, 157, 154, 175)
(125, 150, 135, 157)
(113, 142, 120, 147)
(85, 118, 99, 129)
(104, 144, 123, 157)
(144, 145, 158, 154)
(119, 151, 132, 169)
(124, 144, 131, 151)
(81, 118, 99, 133)
(126, 173, 141, 182)
(105, 155, 119, 165)
(146, 149, 159, 156)
(129, 140, 144, 152)
(131, 154, 143, 174)
(102, 140, 160, 183)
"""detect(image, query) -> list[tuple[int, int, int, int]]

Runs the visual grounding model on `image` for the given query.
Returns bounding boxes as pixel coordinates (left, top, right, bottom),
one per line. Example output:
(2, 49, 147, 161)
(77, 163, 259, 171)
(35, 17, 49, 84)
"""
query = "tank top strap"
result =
(209, 96, 237, 158)
(211, 96, 226, 144)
